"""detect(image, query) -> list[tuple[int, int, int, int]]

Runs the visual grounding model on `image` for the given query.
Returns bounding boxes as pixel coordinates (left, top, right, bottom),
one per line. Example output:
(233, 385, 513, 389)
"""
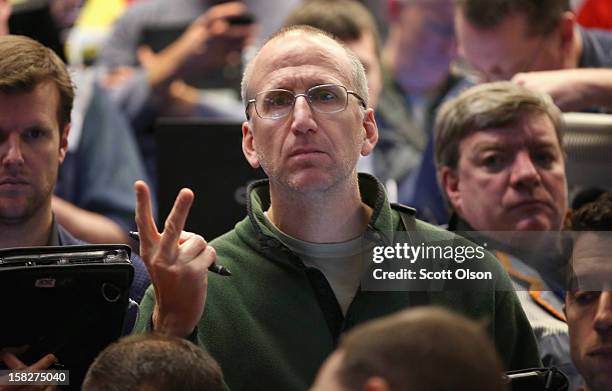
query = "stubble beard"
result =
(0, 178, 54, 226)
(256, 147, 359, 196)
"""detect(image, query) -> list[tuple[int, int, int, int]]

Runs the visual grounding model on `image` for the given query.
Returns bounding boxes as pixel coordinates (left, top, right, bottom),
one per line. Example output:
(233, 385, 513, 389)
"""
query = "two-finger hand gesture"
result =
(134, 181, 216, 337)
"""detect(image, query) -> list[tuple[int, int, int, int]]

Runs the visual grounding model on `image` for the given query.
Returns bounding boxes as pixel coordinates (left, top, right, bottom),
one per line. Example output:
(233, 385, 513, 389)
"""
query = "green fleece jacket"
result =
(136, 174, 540, 390)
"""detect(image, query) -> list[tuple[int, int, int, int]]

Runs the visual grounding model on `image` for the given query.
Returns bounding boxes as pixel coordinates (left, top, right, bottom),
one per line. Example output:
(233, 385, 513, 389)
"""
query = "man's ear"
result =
(558, 11, 576, 64)
(58, 124, 70, 164)
(361, 108, 379, 157)
(362, 376, 391, 391)
(439, 165, 462, 211)
(242, 121, 260, 168)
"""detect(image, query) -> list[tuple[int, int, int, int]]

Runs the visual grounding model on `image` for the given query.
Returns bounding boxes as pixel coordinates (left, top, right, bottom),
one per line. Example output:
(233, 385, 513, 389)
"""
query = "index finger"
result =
(159, 188, 195, 255)
(134, 180, 161, 250)
(28, 354, 57, 371)
(206, 1, 246, 18)
(202, 1, 247, 25)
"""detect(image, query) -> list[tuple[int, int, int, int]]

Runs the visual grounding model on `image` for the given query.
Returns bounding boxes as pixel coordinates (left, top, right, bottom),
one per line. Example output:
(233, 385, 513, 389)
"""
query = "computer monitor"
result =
(155, 118, 265, 240)
(563, 112, 612, 190)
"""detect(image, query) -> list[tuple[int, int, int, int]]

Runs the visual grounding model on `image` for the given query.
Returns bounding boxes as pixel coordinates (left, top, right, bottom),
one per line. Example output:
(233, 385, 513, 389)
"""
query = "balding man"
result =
(133, 26, 540, 390)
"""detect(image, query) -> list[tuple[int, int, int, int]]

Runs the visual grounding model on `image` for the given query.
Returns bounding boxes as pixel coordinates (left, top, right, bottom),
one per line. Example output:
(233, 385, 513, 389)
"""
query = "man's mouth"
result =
(588, 345, 612, 356)
(0, 177, 29, 187)
(509, 199, 551, 211)
(289, 148, 325, 157)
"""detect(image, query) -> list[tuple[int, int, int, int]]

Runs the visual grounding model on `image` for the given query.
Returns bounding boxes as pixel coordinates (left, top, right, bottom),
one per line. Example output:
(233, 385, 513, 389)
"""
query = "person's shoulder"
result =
(388, 203, 458, 242)
(210, 227, 241, 250)
(209, 217, 254, 260)
(411, 214, 463, 241)
(406, 216, 513, 286)
(57, 224, 87, 245)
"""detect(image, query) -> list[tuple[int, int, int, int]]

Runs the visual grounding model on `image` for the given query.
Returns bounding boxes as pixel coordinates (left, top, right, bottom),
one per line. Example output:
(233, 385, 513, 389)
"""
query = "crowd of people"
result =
(0, 0, 610, 390)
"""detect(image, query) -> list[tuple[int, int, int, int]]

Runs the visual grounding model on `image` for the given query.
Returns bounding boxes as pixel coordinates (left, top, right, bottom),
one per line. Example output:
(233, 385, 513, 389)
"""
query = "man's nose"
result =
(290, 95, 317, 134)
(509, 152, 540, 188)
(594, 291, 612, 333)
(1, 134, 25, 167)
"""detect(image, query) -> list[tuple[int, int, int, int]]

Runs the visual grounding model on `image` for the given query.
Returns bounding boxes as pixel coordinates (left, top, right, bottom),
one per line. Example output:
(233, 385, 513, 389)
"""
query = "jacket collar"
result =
(235, 173, 398, 266)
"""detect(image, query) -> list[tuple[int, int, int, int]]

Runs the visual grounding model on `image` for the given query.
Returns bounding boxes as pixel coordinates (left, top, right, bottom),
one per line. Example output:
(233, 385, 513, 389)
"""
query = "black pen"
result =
(129, 231, 232, 276)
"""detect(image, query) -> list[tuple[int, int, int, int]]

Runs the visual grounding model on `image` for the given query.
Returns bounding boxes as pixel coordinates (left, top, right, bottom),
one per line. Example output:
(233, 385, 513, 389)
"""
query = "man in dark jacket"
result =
(566, 194, 612, 391)
(435, 81, 581, 388)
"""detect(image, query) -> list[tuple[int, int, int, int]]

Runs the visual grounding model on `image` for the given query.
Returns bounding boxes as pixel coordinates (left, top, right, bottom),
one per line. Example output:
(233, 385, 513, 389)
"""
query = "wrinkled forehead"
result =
(462, 112, 561, 149)
(249, 33, 352, 92)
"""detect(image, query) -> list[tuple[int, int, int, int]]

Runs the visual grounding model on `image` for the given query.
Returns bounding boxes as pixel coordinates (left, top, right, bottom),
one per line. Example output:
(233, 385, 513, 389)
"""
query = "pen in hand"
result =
(129, 231, 232, 276)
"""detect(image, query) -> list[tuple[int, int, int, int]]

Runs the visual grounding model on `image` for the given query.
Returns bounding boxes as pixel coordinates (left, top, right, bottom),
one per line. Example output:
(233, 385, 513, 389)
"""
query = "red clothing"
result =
(578, 0, 612, 30)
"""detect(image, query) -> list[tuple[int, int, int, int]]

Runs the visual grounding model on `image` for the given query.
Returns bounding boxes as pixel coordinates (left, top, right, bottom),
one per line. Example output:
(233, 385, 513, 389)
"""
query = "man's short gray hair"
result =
(241, 25, 369, 114)
(434, 81, 564, 171)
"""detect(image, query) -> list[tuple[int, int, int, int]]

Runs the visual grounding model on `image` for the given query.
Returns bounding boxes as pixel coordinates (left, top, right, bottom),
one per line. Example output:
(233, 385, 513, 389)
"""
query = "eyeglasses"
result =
(246, 84, 367, 120)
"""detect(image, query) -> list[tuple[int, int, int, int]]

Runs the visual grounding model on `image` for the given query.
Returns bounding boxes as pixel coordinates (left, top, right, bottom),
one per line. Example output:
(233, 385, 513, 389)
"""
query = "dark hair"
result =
(82, 334, 225, 391)
(0, 35, 74, 131)
(434, 81, 563, 170)
(565, 192, 612, 290)
(336, 307, 508, 391)
(572, 191, 612, 231)
(455, 0, 571, 36)
(283, 0, 381, 58)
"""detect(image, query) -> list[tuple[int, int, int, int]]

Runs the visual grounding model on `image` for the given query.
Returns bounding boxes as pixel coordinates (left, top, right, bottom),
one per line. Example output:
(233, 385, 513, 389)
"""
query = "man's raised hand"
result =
(134, 180, 216, 337)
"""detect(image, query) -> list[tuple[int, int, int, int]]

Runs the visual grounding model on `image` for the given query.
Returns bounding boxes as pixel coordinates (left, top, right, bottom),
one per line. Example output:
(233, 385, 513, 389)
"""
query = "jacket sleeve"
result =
(493, 287, 542, 370)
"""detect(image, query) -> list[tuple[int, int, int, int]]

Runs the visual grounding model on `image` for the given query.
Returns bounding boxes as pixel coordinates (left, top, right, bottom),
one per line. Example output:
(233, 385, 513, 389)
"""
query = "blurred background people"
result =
(383, 0, 457, 114)
(409, 0, 612, 226)
(381, 0, 465, 223)
(455, 0, 612, 210)
(454, 0, 612, 112)
(96, 0, 301, 190)
(96, 1, 257, 184)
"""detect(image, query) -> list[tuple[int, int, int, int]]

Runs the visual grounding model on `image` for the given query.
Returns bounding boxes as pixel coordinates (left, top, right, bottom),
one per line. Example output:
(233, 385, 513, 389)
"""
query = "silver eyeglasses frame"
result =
(245, 83, 367, 120)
